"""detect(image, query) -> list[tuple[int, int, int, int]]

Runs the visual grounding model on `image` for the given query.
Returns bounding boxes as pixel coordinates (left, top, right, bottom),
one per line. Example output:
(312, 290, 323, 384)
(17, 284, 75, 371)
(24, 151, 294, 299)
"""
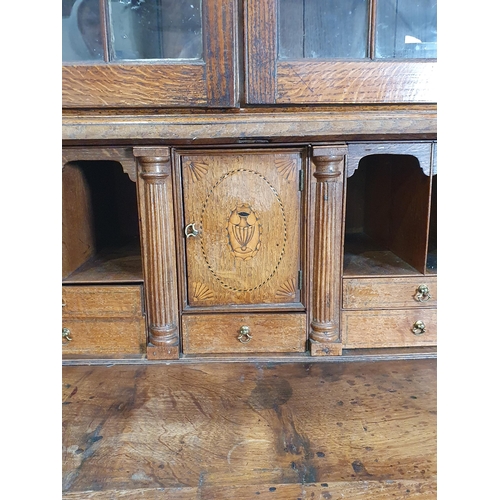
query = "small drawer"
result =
(182, 313, 307, 355)
(343, 277, 437, 309)
(62, 318, 147, 355)
(62, 285, 144, 318)
(341, 308, 436, 349)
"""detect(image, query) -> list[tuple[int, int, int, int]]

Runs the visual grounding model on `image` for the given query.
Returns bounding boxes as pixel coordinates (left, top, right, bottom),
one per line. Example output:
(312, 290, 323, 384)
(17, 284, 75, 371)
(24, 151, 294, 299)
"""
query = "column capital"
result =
(312, 145, 347, 181)
(134, 148, 171, 180)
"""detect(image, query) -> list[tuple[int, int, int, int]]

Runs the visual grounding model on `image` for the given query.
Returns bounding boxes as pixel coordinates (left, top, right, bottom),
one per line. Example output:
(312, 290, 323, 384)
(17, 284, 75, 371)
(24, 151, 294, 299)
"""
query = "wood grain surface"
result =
(62, 285, 146, 356)
(276, 61, 436, 104)
(179, 149, 303, 308)
(62, 64, 207, 108)
(342, 309, 437, 349)
(343, 277, 437, 310)
(62, 163, 95, 280)
(62, 106, 437, 143)
(61, 318, 147, 356)
(62, 359, 436, 498)
(182, 313, 307, 354)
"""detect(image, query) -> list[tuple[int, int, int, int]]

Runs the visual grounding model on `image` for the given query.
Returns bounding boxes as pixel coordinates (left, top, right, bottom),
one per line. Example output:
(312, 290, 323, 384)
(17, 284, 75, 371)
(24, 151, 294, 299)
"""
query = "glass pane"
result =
(279, 0, 369, 59)
(62, 0, 104, 61)
(376, 0, 437, 59)
(109, 0, 203, 60)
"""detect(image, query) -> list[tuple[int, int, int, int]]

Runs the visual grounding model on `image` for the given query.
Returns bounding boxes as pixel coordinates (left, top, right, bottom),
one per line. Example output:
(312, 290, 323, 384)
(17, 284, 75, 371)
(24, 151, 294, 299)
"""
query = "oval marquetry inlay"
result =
(200, 169, 287, 293)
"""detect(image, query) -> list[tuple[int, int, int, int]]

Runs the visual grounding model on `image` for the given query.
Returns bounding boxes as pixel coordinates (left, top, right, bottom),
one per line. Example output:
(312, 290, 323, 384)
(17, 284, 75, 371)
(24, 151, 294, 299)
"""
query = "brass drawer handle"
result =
(184, 223, 200, 238)
(412, 320, 426, 335)
(414, 284, 431, 302)
(237, 326, 252, 343)
(62, 327, 72, 344)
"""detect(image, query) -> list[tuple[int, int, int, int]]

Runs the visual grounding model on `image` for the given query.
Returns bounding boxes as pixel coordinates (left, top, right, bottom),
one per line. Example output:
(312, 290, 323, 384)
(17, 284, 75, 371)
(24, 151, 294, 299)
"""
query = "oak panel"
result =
(343, 276, 437, 309)
(62, 64, 207, 108)
(182, 313, 307, 354)
(342, 308, 437, 348)
(62, 163, 94, 280)
(276, 61, 436, 104)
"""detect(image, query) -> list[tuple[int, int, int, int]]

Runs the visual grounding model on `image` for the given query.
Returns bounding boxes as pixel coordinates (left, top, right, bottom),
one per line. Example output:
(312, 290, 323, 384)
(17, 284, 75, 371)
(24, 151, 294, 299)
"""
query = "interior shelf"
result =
(63, 240, 143, 284)
(343, 233, 421, 277)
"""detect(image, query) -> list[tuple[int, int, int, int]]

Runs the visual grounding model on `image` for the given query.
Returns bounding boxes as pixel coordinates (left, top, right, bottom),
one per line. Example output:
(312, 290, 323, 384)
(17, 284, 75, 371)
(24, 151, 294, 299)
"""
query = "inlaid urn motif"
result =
(226, 203, 262, 260)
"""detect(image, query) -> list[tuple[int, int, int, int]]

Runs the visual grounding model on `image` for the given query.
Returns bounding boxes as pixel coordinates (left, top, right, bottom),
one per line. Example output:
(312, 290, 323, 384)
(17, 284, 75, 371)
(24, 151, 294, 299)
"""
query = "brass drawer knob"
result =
(414, 284, 431, 302)
(237, 326, 252, 343)
(412, 320, 426, 335)
(62, 327, 72, 343)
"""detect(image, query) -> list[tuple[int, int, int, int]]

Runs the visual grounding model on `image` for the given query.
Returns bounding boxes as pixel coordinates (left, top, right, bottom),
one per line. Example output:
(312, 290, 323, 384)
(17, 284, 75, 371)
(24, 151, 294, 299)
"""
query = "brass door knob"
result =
(414, 284, 431, 302)
(184, 223, 200, 238)
(412, 320, 426, 335)
(237, 326, 252, 343)
(62, 327, 72, 343)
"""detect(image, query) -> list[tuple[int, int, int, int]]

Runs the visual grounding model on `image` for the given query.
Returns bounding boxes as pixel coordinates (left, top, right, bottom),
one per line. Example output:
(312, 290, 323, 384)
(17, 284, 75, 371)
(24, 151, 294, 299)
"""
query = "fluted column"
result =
(134, 147, 179, 359)
(310, 145, 347, 356)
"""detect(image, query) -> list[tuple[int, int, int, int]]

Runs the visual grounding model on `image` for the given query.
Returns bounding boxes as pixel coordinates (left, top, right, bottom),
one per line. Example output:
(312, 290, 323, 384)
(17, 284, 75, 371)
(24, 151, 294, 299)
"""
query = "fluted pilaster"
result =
(134, 148, 179, 359)
(310, 145, 347, 356)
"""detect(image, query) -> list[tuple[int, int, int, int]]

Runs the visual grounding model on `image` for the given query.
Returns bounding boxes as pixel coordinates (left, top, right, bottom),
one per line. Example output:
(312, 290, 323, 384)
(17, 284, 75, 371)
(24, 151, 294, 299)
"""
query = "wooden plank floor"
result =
(62, 359, 436, 499)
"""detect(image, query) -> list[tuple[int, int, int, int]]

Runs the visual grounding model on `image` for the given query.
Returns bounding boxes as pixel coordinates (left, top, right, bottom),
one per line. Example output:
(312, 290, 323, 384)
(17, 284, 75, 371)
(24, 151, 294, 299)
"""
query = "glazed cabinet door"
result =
(62, 0, 238, 108)
(176, 149, 305, 309)
(246, 0, 436, 104)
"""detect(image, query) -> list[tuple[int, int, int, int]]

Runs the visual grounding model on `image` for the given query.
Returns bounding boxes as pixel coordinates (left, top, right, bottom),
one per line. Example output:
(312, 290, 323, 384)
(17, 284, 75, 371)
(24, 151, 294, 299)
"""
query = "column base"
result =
(310, 339, 343, 357)
(147, 343, 179, 360)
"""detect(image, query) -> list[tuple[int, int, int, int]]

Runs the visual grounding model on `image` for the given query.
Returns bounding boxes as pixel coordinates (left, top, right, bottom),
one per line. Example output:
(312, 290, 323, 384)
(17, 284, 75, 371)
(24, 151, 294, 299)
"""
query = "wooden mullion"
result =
(369, 0, 377, 59)
(245, 0, 277, 104)
(99, 0, 110, 63)
(204, 0, 238, 107)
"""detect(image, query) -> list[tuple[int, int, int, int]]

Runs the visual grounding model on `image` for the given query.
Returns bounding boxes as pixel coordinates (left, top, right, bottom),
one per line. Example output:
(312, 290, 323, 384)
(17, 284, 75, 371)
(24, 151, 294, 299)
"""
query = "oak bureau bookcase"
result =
(62, 0, 437, 361)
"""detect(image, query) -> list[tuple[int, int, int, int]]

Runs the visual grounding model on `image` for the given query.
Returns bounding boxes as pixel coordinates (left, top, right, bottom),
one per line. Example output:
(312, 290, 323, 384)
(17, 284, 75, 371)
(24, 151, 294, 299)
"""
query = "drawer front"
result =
(62, 318, 147, 355)
(342, 309, 436, 348)
(62, 285, 144, 318)
(343, 277, 437, 309)
(182, 313, 307, 354)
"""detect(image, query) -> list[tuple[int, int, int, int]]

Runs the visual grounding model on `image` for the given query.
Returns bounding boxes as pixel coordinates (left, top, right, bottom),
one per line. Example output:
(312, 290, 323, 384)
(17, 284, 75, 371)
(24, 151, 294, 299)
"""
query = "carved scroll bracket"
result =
(133, 147, 179, 359)
(346, 142, 434, 177)
(310, 145, 347, 356)
(62, 147, 138, 182)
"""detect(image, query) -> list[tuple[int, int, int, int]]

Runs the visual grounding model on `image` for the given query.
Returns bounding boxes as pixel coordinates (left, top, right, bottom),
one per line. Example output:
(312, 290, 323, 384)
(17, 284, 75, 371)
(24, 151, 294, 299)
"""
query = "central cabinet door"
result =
(176, 148, 304, 309)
